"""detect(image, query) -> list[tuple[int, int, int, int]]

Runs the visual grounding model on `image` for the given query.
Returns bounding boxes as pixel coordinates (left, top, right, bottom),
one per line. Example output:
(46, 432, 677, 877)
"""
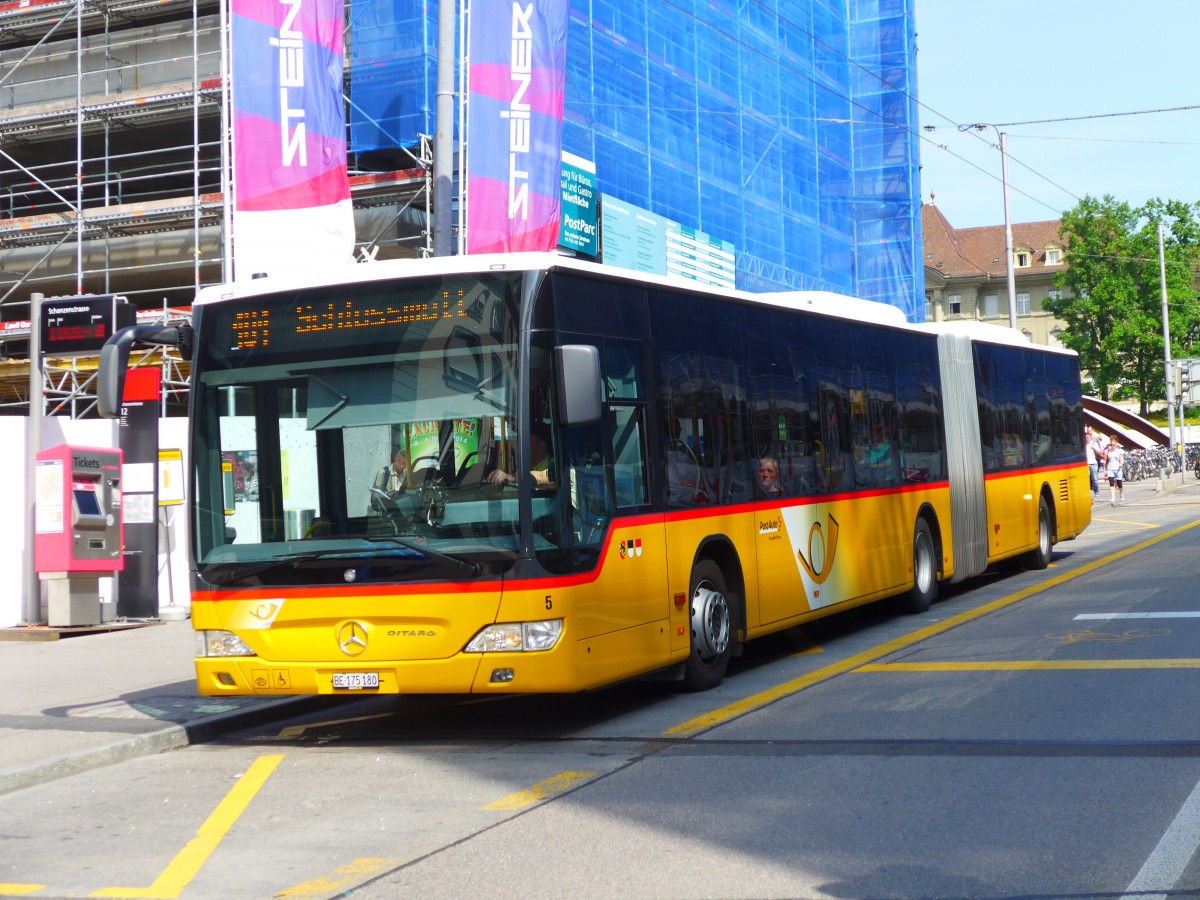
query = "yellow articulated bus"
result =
(97, 253, 1090, 696)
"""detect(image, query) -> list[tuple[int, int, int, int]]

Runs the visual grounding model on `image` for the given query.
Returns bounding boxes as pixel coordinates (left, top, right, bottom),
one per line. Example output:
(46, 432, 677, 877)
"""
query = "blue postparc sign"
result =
(558, 152, 598, 257)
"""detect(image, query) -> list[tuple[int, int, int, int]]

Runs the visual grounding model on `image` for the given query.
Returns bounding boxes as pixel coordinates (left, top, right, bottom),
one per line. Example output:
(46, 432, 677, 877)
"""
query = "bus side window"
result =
(603, 342, 649, 509)
(609, 404, 648, 507)
(565, 423, 611, 553)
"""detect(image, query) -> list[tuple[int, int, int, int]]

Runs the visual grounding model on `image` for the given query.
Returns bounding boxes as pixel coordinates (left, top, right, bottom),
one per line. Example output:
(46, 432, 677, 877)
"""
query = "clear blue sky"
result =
(915, 0, 1200, 230)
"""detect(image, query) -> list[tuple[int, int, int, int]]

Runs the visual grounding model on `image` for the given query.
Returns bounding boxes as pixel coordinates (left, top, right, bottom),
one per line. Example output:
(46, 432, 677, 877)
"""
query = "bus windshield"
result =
(188, 272, 556, 586)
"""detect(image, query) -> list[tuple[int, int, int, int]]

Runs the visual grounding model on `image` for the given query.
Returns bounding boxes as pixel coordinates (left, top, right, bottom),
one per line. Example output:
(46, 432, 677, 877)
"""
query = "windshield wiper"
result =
(473, 385, 508, 413)
(361, 536, 483, 577)
(203, 538, 481, 585)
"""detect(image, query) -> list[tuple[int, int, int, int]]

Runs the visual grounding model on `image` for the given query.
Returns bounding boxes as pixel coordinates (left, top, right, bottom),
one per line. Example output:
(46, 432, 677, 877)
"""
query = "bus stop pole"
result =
(432, 0, 454, 256)
(24, 292, 44, 625)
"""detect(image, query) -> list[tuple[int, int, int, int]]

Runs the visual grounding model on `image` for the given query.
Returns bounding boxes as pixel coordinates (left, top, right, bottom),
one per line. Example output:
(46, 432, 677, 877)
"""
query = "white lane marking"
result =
(1075, 612, 1200, 620)
(1122, 775, 1200, 900)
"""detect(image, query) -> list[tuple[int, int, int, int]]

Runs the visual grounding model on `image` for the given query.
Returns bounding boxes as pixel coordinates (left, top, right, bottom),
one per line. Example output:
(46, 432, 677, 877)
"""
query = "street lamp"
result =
(961, 124, 1017, 330)
(1159, 221, 1178, 458)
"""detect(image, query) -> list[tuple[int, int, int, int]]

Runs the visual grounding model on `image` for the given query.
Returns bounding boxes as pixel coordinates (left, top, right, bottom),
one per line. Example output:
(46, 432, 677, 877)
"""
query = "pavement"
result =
(1, 468, 1198, 798)
(0, 616, 323, 797)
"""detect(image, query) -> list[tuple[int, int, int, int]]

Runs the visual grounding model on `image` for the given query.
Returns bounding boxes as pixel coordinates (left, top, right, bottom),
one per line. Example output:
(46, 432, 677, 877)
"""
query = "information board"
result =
(600, 195, 736, 289)
(40, 295, 134, 356)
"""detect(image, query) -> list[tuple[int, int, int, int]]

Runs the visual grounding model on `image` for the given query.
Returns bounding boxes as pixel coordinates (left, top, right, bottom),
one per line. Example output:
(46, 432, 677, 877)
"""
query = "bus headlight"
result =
(465, 620, 563, 653)
(196, 630, 256, 658)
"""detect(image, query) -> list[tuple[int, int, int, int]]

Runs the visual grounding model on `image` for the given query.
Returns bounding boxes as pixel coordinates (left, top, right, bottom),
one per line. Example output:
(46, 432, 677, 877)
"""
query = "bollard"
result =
(1157, 467, 1175, 495)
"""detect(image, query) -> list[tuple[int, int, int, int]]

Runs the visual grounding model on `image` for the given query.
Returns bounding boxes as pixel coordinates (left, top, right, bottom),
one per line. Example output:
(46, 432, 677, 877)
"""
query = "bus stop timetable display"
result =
(40, 295, 133, 356)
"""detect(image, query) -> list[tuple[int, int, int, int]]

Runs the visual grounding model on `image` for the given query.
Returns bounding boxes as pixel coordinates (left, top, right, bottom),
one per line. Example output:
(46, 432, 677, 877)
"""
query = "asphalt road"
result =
(3, 493, 1200, 899)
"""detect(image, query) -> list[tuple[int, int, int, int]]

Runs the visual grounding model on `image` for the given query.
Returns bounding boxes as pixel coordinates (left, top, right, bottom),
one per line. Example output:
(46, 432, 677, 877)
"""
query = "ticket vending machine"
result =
(34, 445, 124, 626)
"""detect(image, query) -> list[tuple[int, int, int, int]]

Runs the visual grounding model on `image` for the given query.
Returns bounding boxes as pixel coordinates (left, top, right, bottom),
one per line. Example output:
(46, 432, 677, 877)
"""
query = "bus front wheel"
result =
(683, 559, 733, 691)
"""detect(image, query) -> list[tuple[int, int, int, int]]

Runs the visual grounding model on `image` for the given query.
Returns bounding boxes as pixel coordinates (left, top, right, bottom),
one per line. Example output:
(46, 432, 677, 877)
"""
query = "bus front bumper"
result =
(194, 650, 581, 696)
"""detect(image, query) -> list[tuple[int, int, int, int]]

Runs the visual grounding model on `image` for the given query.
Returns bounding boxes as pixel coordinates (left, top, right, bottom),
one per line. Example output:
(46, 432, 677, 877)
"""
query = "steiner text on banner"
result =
(231, 0, 355, 278)
(466, 0, 568, 254)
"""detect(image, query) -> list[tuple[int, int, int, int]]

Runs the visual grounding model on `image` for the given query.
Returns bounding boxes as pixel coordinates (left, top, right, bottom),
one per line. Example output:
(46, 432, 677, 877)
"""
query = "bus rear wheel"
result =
(903, 518, 938, 614)
(683, 559, 733, 691)
(1023, 495, 1053, 570)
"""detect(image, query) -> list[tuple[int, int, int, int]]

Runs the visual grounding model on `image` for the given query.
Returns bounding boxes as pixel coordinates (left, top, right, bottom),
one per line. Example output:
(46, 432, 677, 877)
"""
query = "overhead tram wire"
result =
(921, 124, 1071, 218)
(1013, 134, 1200, 147)
(965, 106, 1200, 211)
(931, 106, 1200, 214)
(989, 104, 1200, 128)
(956, 123, 1082, 214)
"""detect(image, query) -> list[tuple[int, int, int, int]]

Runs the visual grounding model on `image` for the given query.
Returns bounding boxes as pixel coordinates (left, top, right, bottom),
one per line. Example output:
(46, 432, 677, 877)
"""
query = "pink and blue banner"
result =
(466, 0, 568, 254)
(231, 0, 355, 277)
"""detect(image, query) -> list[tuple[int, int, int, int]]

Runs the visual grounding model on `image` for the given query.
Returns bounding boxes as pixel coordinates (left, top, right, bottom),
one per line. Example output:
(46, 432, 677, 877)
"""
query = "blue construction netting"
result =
(347, 0, 437, 153)
(348, 0, 922, 321)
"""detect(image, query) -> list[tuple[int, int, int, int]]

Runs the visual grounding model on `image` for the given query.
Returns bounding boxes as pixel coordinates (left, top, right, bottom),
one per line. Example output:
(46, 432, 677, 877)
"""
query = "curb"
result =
(0, 696, 325, 798)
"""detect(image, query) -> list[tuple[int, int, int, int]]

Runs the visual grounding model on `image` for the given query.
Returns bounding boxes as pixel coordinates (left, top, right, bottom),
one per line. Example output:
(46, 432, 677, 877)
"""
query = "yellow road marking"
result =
(277, 712, 394, 738)
(858, 659, 1200, 672)
(1087, 514, 1158, 532)
(481, 771, 596, 811)
(0, 887, 44, 896)
(790, 638, 824, 657)
(791, 646, 825, 656)
(664, 517, 1200, 738)
(91, 754, 284, 899)
(1046, 628, 1170, 644)
(275, 695, 505, 739)
(277, 858, 399, 898)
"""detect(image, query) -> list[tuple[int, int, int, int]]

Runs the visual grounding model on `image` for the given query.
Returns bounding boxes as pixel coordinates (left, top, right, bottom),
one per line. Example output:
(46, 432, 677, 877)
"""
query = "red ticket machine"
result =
(34, 445, 124, 625)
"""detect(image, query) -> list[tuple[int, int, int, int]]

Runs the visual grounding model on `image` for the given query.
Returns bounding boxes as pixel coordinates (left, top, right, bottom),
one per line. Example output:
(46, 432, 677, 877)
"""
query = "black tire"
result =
(1022, 495, 1053, 570)
(682, 559, 734, 691)
(902, 518, 938, 614)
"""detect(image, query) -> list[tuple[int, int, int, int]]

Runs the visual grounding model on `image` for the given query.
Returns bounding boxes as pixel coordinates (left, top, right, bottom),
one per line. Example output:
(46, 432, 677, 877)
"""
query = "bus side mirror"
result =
(556, 344, 602, 426)
(97, 325, 193, 418)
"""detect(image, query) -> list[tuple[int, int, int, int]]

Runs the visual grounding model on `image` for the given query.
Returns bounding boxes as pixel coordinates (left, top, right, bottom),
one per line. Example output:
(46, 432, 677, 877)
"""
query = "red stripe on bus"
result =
(192, 482, 960, 602)
(983, 461, 1087, 482)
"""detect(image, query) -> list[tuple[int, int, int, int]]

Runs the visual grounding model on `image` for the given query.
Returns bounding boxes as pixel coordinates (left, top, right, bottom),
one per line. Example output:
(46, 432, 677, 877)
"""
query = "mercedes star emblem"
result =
(337, 621, 368, 656)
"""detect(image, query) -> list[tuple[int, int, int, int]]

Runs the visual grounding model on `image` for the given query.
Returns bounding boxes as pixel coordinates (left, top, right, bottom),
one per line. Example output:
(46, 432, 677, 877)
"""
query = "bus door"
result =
(976, 343, 1033, 560)
(542, 338, 667, 661)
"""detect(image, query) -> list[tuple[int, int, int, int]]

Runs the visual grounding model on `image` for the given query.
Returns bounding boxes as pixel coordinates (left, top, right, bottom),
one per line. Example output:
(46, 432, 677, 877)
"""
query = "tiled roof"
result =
(922, 204, 1063, 279)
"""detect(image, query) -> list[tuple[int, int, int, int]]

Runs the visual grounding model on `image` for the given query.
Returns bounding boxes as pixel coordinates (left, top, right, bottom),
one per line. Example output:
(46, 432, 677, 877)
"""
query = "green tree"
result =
(1046, 195, 1200, 414)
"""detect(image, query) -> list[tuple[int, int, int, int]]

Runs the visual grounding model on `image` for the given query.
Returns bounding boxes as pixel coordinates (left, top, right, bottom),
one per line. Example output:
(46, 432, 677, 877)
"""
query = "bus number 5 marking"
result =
(545, 595, 553, 610)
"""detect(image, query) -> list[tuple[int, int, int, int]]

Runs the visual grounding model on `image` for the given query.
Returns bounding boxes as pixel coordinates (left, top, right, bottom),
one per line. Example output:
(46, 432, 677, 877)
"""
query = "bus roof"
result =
(921, 320, 1079, 358)
(193, 252, 912, 326)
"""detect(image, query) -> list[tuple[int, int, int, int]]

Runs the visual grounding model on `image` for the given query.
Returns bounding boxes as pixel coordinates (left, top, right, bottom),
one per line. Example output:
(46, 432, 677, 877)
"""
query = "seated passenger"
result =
(869, 427, 895, 485)
(666, 421, 707, 506)
(756, 457, 783, 496)
(370, 448, 408, 509)
(487, 430, 554, 487)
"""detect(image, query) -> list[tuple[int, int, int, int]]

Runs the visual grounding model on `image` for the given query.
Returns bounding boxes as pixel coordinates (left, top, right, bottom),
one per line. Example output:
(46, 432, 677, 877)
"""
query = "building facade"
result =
(921, 204, 1069, 346)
